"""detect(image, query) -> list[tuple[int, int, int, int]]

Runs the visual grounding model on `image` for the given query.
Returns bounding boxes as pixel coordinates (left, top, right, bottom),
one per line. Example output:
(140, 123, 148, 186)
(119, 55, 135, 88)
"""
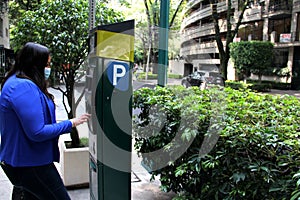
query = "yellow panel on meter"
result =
(96, 30, 134, 62)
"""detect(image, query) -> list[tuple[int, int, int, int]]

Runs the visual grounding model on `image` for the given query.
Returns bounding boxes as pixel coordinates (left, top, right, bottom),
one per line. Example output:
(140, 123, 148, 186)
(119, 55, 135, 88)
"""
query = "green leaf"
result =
(231, 172, 246, 183)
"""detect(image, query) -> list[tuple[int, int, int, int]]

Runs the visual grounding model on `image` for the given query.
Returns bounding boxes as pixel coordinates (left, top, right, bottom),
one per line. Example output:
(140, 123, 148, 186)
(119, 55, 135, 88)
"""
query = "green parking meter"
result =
(86, 20, 134, 200)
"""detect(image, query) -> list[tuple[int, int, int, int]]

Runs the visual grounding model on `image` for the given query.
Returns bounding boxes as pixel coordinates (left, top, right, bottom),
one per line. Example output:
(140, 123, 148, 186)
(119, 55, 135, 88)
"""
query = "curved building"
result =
(180, 0, 300, 88)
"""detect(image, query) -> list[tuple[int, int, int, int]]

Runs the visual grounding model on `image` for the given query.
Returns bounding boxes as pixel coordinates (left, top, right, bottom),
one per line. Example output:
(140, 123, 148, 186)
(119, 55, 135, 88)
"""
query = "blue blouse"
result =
(0, 74, 72, 167)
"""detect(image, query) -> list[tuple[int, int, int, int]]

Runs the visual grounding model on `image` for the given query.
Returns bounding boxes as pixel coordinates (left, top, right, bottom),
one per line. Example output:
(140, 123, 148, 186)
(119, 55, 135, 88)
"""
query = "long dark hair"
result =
(2, 42, 53, 100)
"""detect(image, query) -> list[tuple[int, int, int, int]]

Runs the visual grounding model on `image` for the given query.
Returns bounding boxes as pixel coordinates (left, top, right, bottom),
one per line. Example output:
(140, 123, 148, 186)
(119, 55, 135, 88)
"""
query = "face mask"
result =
(44, 68, 51, 80)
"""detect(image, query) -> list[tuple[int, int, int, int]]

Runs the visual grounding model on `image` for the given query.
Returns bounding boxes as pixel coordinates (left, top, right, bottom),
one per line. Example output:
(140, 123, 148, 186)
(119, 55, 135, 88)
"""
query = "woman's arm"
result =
(11, 81, 72, 142)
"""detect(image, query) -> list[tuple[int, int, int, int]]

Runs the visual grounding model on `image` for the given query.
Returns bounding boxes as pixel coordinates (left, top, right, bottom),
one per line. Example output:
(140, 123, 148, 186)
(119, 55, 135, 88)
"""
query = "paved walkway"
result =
(0, 148, 176, 200)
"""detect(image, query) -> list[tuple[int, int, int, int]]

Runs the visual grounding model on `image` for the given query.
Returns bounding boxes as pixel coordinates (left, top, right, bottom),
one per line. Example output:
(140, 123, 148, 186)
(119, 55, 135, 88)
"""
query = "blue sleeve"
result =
(11, 81, 72, 142)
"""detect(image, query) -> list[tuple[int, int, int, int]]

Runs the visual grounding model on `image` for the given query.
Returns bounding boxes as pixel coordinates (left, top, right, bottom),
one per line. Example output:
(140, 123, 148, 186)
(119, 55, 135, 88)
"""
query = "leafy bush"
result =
(248, 82, 272, 92)
(168, 74, 183, 79)
(133, 86, 300, 199)
(230, 41, 274, 81)
(291, 171, 300, 200)
(247, 79, 291, 90)
(225, 81, 247, 90)
(65, 137, 88, 148)
(137, 72, 157, 80)
(225, 80, 272, 92)
(137, 72, 182, 80)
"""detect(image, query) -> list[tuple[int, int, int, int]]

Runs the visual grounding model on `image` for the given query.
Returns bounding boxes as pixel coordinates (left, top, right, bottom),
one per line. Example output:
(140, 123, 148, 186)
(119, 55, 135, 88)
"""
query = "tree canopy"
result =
(210, 0, 251, 79)
(10, 0, 124, 147)
(230, 41, 274, 81)
(139, 0, 185, 70)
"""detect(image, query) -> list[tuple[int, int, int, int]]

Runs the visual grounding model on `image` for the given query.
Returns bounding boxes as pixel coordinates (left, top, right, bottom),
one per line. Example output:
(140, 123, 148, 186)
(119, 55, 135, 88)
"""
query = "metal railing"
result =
(182, 1, 227, 29)
(262, 1, 292, 14)
(181, 31, 300, 56)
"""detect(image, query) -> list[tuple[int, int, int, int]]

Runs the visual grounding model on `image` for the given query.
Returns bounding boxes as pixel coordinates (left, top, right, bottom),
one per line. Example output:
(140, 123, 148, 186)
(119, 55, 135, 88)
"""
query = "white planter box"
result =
(58, 138, 89, 187)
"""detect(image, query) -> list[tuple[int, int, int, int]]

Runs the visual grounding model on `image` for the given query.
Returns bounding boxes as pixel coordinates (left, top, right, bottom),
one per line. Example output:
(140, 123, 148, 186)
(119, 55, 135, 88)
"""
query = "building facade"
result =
(0, 0, 13, 80)
(180, 0, 300, 88)
(0, 0, 9, 48)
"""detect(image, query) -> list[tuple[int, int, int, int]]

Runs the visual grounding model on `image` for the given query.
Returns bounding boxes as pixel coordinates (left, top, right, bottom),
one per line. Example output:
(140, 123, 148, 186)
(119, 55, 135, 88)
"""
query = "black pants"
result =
(12, 186, 35, 200)
(1, 162, 71, 200)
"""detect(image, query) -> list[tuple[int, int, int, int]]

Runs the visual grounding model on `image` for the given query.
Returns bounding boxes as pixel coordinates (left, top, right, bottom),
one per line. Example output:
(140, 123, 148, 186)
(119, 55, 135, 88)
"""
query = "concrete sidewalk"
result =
(0, 147, 176, 200)
(0, 146, 176, 200)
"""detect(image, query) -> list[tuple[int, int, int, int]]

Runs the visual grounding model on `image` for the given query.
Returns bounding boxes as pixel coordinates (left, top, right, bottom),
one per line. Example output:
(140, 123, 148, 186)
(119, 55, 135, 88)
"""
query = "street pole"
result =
(89, 0, 95, 31)
(157, 0, 170, 87)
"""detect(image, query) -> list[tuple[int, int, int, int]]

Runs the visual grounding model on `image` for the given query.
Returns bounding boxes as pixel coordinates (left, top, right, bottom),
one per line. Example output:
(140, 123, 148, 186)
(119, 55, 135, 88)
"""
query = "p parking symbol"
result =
(107, 61, 130, 91)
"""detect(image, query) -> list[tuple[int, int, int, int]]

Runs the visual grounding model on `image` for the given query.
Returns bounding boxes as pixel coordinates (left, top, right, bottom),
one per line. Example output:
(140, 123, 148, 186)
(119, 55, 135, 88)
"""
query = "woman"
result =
(0, 42, 90, 199)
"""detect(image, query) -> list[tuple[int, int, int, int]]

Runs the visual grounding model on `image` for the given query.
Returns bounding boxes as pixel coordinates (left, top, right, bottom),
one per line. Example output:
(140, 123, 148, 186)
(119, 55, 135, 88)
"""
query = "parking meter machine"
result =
(86, 20, 134, 200)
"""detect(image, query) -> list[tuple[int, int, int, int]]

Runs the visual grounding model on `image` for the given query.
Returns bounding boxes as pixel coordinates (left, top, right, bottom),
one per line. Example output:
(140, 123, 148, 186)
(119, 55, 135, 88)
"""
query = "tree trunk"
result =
(219, 53, 229, 80)
(144, 0, 154, 72)
(66, 70, 79, 148)
(258, 74, 262, 84)
(210, 0, 249, 81)
(70, 127, 80, 148)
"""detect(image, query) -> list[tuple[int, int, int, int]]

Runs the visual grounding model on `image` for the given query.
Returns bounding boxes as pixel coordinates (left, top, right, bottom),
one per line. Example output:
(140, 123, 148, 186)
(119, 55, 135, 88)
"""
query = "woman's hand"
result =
(70, 113, 91, 127)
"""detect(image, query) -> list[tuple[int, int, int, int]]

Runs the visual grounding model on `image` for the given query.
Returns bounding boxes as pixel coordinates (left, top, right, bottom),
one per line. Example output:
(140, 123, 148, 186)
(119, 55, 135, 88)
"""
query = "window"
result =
(0, 18, 3, 37)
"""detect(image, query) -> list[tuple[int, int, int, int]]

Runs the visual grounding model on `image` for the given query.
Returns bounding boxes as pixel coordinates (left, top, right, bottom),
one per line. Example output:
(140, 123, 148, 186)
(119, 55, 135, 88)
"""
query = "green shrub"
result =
(79, 137, 89, 147)
(291, 171, 300, 200)
(65, 137, 88, 148)
(226, 80, 272, 92)
(248, 82, 272, 92)
(247, 79, 291, 90)
(168, 74, 183, 79)
(133, 86, 300, 199)
(225, 81, 247, 90)
(137, 72, 182, 80)
(230, 41, 274, 80)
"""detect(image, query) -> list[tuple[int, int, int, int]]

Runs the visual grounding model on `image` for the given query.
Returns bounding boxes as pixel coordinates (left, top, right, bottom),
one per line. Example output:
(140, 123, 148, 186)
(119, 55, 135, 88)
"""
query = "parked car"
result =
(181, 71, 224, 89)
(205, 71, 225, 86)
(181, 71, 206, 88)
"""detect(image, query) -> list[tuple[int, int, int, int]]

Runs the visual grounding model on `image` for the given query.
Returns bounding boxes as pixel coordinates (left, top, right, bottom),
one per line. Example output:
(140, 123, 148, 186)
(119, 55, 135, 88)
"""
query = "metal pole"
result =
(89, 0, 95, 31)
(146, 41, 151, 80)
(157, 0, 170, 87)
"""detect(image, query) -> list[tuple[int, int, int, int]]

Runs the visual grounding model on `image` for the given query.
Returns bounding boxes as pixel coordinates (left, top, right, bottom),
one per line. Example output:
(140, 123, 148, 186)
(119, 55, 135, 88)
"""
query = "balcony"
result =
(180, 41, 227, 56)
(269, 31, 300, 47)
(181, 19, 234, 44)
(181, 6, 211, 29)
(181, 24, 215, 44)
(262, 1, 292, 18)
(293, 0, 300, 12)
(216, 1, 228, 13)
(185, 0, 201, 11)
(242, 5, 263, 22)
(181, 1, 227, 29)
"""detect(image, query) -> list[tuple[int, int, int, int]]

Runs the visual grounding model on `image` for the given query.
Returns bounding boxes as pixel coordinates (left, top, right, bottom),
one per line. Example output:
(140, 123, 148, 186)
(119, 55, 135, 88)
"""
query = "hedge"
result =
(225, 80, 272, 92)
(133, 85, 300, 199)
(136, 72, 183, 80)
